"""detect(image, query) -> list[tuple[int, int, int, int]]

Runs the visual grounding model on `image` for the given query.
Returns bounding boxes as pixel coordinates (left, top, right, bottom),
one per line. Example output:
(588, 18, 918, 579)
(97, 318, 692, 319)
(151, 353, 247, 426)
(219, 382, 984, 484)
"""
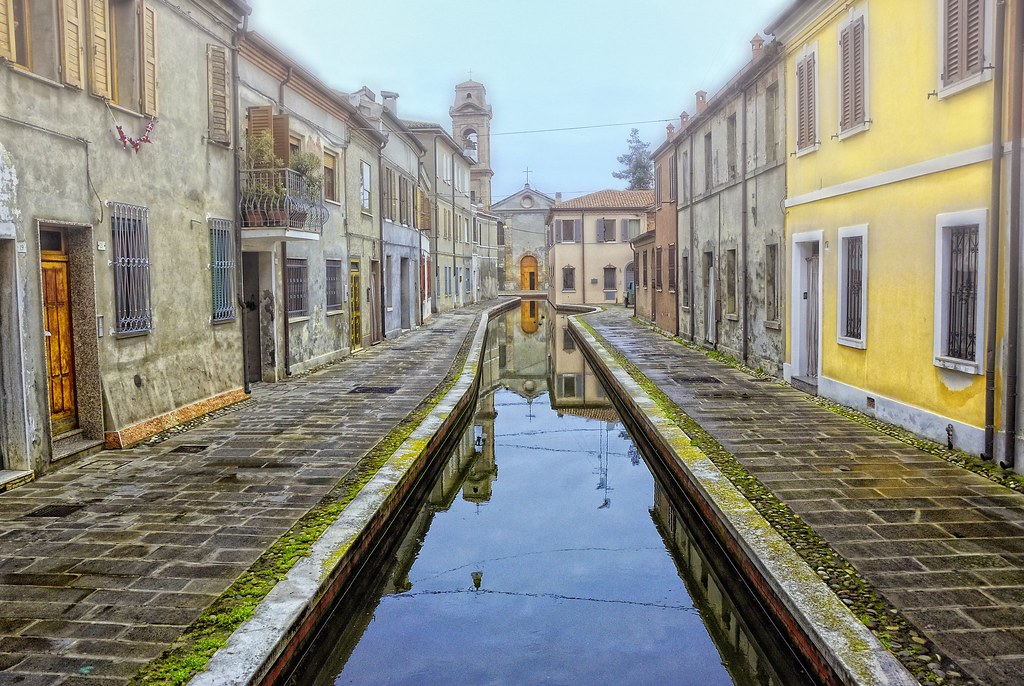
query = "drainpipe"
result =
(281, 241, 291, 376)
(1002, 0, 1023, 470)
(279, 66, 293, 109)
(233, 16, 250, 394)
(581, 212, 587, 305)
(985, 0, 1006, 460)
(378, 137, 386, 339)
(689, 135, 696, 341)
(740, 84, 751, 365)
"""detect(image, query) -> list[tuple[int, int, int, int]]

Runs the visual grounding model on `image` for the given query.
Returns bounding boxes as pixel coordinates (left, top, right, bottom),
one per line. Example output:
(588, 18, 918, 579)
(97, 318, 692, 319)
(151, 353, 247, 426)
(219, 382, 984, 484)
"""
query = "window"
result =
(625, 218, 641, 240)
(360, 161, 371, 212)
(604, 266, 616, 291)
(209, 219, 235, 323)
(941, 0, 987, 92)
(89, 0, 157, 114)
(110, 202, 152, 335)
(498, 222, 505, 246)
(704, 131, 714, 191)
(655, 164, 663, 204)
(445, 266, 451, 295)
(935, 210, 987, 373)
(559, 374, 581, 398)
(597, 218, 616, 242)
(288, 135, 301, 161)
(558, 218, 578, 243)
(668, 244, 677, 292)
(465, 267, 471, 292)
(286, 258, 308, 317)
(473, 218, 479, 245)
(642, 250, 649, 288)
(385, 256, 393, 309)
(562, 265, 576, 291)
(727, 114, 738, 179)
(326, 259, 342, 311)
(725, 249, 737, 315)
(681, 253, 690, 307)
(668, 155, 678, 201)
(400, 177, 410, 225)
(839, 13, 868, 135)
(765, 243, 779, 322)
(838, 227, 867, 347)
(323, 151, 338, 202)
(3, 0, 56, 78)
(680, 151, 690, 202)
(655, 247, 663, 289)
(796, 49, 818, 151)
(208, 45, 230, 145)
(563, 327, 576, 352)
(442, 154, 452, 183)
(766, 82, 779, 163)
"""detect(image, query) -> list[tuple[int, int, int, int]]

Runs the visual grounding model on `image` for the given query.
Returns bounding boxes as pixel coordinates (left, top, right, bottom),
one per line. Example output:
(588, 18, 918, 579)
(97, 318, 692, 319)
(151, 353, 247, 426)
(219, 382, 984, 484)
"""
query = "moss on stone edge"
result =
(583, 318, 970, 686)
(128, 322, 479, 686)
(631, 315, 1024, 496)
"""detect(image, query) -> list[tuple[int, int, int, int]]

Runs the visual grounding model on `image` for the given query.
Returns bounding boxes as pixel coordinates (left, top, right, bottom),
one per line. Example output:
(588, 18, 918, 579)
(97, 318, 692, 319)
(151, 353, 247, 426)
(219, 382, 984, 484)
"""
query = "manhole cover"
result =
(25, 504, 85, 518)
(349, 386, 400, 395)
(674, 376, 722, 384)
(430, 329, 456, 334)
(169, 445, 207, 454)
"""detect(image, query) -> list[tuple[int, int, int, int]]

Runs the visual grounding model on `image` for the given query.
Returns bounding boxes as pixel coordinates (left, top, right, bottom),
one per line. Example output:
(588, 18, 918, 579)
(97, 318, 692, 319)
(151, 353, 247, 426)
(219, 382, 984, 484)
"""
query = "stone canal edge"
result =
(149, 299, 519, 686)
(568, 311, 918, 686)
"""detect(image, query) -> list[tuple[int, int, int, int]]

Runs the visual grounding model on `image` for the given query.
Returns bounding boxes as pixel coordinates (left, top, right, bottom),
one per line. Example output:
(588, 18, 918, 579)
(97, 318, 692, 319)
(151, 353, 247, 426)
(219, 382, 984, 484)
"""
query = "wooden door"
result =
(41, 229, 77, 435)
(370, 260, 382, 343)
(350, 261, 362, 350)
(520, 256, 538, 291)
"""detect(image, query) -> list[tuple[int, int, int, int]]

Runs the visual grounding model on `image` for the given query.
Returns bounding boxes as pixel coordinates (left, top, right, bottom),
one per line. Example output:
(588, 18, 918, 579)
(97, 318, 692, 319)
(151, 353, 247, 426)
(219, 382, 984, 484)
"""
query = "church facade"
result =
(490, 185, 557, 293)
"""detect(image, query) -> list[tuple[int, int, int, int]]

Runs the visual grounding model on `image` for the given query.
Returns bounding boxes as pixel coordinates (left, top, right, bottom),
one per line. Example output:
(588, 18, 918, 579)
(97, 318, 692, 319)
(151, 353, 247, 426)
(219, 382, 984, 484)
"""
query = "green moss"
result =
(129, 323, 478, 686)
(581, 319, 968, 686)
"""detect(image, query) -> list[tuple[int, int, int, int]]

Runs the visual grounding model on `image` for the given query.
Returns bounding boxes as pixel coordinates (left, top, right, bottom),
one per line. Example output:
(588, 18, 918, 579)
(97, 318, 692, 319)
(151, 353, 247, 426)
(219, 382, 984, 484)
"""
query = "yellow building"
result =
(767, 0, 1023, 466)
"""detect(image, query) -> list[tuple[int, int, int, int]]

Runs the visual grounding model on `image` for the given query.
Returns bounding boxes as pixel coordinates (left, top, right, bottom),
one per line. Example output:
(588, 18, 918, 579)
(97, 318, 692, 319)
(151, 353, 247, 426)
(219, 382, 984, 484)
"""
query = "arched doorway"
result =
(624, 261, 635, 306)
(520, 255, 538, 291)
(520, 300, 540, 334)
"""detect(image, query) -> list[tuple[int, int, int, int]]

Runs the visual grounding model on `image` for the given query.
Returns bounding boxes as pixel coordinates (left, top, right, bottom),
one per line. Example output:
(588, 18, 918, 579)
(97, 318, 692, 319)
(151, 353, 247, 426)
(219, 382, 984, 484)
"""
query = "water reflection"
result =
(289, 303, 814, 686)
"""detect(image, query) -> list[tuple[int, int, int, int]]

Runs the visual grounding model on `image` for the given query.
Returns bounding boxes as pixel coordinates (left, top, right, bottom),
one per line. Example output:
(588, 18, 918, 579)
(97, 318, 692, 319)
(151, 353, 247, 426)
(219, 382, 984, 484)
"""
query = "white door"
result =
(805, 253, 819, 378)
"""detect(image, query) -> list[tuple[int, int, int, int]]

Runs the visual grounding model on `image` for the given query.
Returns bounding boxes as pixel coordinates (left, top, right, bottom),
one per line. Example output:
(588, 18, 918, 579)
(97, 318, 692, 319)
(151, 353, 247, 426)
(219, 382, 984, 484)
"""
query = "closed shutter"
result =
(207, 45, 230, 144)
(88, 0, 112, 98)
(574, 219, 582, 243)
(272, 114, 290, 168)
(944, 0, 984, 86)
(59, 0, 84, 87)
(840, 17, 866, 131)
(840, 24, 853, 130)
(621, 218, 628, 242)
(851, 17, 865, 125)
(964, 0, 984, 76)
(805, 53, 816, 146)
(141, 2, 158, 115)
(944, 0, 962, 85)
(0, 0, 13, 61)
(597, 218, 605, 243)
(796, 58, 807, 148)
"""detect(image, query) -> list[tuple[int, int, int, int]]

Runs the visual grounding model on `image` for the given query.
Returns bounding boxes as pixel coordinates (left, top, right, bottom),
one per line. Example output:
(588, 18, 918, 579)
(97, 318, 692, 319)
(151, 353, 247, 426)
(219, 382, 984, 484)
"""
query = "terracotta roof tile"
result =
(554, 189, 655, 210)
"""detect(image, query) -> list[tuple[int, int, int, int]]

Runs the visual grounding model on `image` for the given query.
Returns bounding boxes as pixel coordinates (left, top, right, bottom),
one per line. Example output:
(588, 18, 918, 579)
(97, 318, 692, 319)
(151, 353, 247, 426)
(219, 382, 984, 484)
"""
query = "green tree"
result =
(612, 128, 654, 190)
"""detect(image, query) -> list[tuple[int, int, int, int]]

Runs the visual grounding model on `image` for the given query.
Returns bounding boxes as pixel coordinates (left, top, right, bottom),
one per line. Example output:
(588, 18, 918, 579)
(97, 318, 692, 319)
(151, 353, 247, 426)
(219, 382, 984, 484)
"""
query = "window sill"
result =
(325, 198, 342, 207)
(288, 315, 310, 324)
(97, 97, 146, 120)
(562, 289, 577, 293)
(934, 355, 981, 375)
(764, 319, 781, 331)
(725, 313, 739, 321)
(681, 306, 692, 313)
(838, 121, 870, 141)
(211, 316, 237, 326)
(5, 64, 66, 90)
(113, 329, 151, 340)
(837, 335, 866, 349)
(937, 70, 991, 100)
(794, 143, 820, 159)
(360, 209, 373, 217)
(327, 308, 344, 316)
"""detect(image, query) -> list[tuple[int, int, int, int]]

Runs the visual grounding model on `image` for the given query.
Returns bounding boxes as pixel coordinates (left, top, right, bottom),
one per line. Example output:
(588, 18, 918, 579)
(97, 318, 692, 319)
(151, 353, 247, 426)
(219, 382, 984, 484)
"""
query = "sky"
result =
(250, 0, 792, 201)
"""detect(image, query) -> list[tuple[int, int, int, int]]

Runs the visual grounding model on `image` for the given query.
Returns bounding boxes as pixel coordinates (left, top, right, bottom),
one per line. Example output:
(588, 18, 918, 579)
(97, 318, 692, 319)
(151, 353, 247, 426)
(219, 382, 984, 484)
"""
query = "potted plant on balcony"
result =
(289, 151, 324, 229)
(241, 131, 278, 227)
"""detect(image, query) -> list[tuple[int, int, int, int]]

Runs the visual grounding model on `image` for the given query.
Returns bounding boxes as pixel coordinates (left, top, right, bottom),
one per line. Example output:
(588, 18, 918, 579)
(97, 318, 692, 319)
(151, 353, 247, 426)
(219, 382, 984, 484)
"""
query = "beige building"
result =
(546, 190, 654, 307)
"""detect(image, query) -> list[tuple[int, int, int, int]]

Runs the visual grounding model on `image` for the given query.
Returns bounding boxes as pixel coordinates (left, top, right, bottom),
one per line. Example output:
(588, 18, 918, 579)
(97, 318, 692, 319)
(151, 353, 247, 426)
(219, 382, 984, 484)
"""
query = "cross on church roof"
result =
(523, 166, 532, 185)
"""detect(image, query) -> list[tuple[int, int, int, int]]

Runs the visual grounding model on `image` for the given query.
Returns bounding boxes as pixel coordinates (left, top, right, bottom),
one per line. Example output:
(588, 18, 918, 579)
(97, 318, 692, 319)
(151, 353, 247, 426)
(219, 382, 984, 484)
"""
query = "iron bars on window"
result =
(110, 202, 153, 335)
(286, 258, 308, 317)
(210, 219, 236, 323)
(844, 236, 863, 340)
(946, 225, 979, 362)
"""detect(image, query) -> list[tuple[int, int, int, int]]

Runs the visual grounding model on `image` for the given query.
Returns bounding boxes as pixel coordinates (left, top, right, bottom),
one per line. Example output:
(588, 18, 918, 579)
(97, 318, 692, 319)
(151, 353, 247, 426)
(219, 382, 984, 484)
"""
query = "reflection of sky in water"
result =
(333, 388, 735, 686)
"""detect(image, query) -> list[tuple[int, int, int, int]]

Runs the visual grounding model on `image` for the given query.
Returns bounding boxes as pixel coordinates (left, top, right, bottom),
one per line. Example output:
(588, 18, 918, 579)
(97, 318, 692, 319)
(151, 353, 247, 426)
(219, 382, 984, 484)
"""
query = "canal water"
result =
(288, 303, 817, 686)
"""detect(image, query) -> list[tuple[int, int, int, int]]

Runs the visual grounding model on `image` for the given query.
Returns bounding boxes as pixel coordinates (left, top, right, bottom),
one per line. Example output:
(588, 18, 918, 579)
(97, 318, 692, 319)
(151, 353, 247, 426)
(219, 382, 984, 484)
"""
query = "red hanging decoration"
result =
(105, 101, 156, 155)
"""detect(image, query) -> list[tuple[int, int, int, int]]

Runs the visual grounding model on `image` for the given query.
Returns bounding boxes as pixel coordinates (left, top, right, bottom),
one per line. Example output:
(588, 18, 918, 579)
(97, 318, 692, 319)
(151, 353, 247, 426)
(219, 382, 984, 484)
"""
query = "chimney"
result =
(680, 111, 689, 129)
(555, 192, 562, 203)
(751, 34, 765, 61)
(381, 91, 399, 115)
(666, 122, 675, 140)
(695, 91, 707, 115)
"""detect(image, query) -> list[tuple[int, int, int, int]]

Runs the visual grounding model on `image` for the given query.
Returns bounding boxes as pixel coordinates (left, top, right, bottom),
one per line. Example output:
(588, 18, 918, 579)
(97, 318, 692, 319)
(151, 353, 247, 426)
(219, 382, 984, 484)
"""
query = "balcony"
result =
(240, 168, 329, 242)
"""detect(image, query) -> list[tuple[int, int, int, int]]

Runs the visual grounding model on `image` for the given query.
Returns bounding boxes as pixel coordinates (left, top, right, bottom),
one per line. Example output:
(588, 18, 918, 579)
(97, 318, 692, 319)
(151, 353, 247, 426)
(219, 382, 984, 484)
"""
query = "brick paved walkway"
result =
(0, 302, 497, 685)
(584, 308, 1024, 685)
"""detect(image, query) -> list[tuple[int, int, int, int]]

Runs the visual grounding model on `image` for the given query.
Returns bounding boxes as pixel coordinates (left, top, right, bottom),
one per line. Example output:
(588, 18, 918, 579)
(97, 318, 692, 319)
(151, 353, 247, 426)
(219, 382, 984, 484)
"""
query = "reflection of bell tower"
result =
(450, 80, 493, 208)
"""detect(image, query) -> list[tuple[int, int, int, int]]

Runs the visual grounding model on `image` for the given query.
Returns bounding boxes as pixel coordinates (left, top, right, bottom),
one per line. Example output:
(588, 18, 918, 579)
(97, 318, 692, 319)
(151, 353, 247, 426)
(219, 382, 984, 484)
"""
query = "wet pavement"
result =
(583, 307, 1024, 686)
(0, 301, 498, 685)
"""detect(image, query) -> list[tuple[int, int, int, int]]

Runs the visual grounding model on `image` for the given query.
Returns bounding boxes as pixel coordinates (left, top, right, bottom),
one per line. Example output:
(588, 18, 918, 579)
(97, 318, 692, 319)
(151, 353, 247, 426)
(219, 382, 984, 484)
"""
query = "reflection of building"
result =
(496, 302, 547, 403)
(464, 390, 498, 504)
(491, 185, 558, 292)
(546, 311, 616, 419)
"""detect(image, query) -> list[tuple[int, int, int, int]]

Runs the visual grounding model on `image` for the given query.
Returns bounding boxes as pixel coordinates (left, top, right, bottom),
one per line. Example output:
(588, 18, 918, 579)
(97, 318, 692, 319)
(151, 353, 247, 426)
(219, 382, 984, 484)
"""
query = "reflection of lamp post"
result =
(526, 397, 535, 421)
(471, 571, 483, 590)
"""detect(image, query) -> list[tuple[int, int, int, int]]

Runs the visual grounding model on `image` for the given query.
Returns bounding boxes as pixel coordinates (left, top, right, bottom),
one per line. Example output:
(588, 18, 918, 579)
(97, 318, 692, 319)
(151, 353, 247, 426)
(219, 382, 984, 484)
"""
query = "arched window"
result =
(462, 128, 479, 162)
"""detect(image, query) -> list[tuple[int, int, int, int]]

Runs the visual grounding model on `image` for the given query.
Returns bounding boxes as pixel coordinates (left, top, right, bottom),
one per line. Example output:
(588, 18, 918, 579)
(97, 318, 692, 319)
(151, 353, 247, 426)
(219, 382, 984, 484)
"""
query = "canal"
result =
(286, 302, 818, 686)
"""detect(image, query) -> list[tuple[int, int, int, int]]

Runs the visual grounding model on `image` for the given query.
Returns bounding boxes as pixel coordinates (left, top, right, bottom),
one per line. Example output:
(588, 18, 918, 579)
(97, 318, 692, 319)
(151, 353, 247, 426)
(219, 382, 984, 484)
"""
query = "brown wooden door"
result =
(350, 262, 362, 350)
(41, 230, 77, 435)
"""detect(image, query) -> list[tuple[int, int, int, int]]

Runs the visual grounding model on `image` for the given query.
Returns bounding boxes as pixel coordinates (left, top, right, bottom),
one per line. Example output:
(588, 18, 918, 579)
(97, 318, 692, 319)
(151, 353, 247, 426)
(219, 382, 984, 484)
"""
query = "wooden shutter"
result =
(574, 219, 582, 243)
(272, 114, 290, 168)
(621, 219, 628, 242)
(964, 0, 984, 77)
(59, 0, 84, 87)
(852, 17, 865, 126)
(796, 58, 807, 148)
(840, 24, 853, 130)
(805, 53, 816, 146)
(0, 0, 13, 61)
(207, 45, 229, 144)
(141, 1, 158, 115)
(88, 0, 112, 98)
(597, 218, 606, 243)
(944, 0, 962, 85)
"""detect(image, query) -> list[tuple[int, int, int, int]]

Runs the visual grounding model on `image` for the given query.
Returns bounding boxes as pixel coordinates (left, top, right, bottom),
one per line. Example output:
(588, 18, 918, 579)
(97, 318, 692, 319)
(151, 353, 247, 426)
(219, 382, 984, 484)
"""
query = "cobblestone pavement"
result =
(585, 307, 1024, 686)
(0, 301, 498, 685)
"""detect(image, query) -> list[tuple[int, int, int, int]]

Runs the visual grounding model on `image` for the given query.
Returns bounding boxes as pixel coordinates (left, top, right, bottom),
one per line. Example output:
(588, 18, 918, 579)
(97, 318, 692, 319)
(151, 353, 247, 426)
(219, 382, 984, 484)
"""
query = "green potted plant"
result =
(289, 150, 324, 228)
(241, 131, 279, 227)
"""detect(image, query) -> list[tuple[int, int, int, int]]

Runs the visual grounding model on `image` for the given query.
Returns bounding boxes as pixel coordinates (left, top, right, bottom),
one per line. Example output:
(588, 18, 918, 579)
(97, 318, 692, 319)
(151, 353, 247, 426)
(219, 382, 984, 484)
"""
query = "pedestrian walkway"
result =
(584, 307, 1024, 686)
(0, 301, 499, 685)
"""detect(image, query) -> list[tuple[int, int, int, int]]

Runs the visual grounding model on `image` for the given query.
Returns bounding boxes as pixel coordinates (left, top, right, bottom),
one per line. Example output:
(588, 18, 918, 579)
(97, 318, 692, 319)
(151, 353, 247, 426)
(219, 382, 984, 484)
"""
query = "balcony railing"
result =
(240, 168, 329, 233)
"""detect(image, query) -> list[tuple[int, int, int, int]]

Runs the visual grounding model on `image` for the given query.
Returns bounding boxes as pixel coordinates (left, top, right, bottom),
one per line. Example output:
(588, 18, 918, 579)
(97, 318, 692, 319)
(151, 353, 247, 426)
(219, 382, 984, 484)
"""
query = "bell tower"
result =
(450, 80, 493, 208)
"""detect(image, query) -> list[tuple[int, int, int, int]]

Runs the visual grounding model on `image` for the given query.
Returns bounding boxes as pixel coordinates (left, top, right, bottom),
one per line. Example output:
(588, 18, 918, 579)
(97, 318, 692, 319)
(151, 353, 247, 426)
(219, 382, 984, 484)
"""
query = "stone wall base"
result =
(104, 388, 249, 449)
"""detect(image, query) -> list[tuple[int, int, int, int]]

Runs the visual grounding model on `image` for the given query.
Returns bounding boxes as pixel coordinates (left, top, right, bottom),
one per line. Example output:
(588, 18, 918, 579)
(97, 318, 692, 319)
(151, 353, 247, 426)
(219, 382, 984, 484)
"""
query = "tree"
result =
(612, 128, 654, 190)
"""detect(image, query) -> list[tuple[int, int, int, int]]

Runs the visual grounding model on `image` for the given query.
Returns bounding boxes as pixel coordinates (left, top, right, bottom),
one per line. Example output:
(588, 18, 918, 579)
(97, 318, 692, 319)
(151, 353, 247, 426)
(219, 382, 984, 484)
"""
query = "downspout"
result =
(581, 212, 587, 305)
(985, 0, 1007, 460)
(1002, 0, 1023, 470)
(233, 16, 250, 393)
(689, 135, 696, 341)
(279, 66, 293, 109)
(432, 134, 439, 313)
(281, 241, 290, 376)
(378, 137, 386, 339)
(740, 83, 751, 365)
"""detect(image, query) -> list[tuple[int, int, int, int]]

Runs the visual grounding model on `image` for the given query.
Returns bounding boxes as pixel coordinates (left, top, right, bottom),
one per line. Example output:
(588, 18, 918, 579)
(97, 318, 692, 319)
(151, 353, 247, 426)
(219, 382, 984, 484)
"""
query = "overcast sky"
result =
(250, 0, 791, 201)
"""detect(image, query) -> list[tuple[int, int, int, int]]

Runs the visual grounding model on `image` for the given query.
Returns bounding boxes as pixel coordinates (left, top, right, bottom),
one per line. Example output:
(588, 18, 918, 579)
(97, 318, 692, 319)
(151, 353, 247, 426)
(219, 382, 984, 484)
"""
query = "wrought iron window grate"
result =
(326, 259, 343, 311)
(844, 236, 863, 339)
(110, 202, 153, 335)
(286, 258, 308, 317)
(210, 219, 235, 322)
(947, 225, 979, 362)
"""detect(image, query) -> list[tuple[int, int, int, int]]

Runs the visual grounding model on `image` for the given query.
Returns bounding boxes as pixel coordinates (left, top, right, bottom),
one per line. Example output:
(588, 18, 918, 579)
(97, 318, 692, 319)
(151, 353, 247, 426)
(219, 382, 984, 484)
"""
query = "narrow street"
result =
(0, 302, 493, 685)
(583, 307, 1024, 685)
